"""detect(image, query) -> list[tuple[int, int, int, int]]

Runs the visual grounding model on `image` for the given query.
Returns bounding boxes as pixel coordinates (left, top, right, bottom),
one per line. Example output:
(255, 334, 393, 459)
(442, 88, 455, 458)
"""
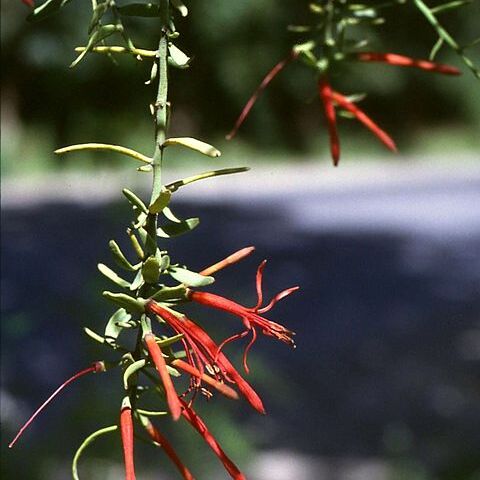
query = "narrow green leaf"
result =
(157, 218, 200, 238)
(123, 359, 146, 389)
(129, 269, 145, 291)
(150, 285, 186, 302)
(169, 266, 214, 287)
(98, 263, 131, 288)
(71, 24, 122, 68)
(123, 188, 148, 213)
(105, 308, 131, 344)
(55, 143, 152, 164)
(102, 291, 145, 313)
(108, 240, 136, 271)
(72, 425, 118, 480)
(171, 0, 188, 16)
(83, 327, 105, 344)
(136, 409, 168, 417)
(157, 333, 184, 347)
(162, 207, 182, 223)
(162, 137, 221, 157)
(166, 167, 249, 193)
(27, 0, 71, 23)
(142, 256, 161, 283)
(168, 44, 190, 68)
(149, 189, 171, 214)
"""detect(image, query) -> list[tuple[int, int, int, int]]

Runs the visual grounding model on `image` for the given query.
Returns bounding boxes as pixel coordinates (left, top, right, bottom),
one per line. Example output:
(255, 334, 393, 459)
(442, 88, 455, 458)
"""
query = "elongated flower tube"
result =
(181, 400, 246, 480)
(144, 333, 182, 421)
(9, 361, 105, 448)
(120, 397, 136, 480)
(200, 246, 255, 277)
(318, 76, 340, 166)
(227, 50, 298, 140)
(189, 260, 298, 373)
(140, 416, 195, 480)
(356, 52, 461, 75)
(146, 300, 266, 414)
(329, 90, 397, 152)
(172, 359, 239, 400)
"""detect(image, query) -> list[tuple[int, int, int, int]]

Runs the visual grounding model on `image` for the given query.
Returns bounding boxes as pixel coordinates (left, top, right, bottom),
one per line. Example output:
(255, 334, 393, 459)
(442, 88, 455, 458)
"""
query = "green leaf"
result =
(117, 2, 160, 17)
(123, 188, 148, 213)
(142, 256, 161, 284)
(71, 24, 122, 68)
(171, 0, 188, 16)
(168, 44, 190, 68)
(83, 327, 105, 344)
(89, 1, 109, 33)
(162, 137, 221, 157)
(157, 218, 200, 238)
(123, 359, 146, 389)
(108, 240, 137, 271)
(166, 167, 249, 193)
(129, 269, 145, 291)
(105, 308, 131, 344)
(149, 189, 171, 214)
(27, 0, 71, 23)
(102, 291, 145, 313)
(98, 263, 131, 288)
(55, 143, 152, 164)
(72, 426, 118, 480)
(169, 266, 214, 287)
(150, 285, 186, 302)
(162, 206, 182, 223)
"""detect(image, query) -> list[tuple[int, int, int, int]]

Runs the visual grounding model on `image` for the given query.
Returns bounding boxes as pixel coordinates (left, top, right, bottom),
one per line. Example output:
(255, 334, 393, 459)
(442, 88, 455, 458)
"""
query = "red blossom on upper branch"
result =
(227, 47, 460, 165)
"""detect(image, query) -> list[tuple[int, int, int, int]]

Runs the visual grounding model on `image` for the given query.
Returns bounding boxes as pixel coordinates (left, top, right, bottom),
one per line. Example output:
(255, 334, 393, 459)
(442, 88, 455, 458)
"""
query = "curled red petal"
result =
(254, 260, 267, 310)
(181, 401, 246, 480)
(318, 76, 340, 166)
(227, 50, 298, 140)
(357, 52, 461, 75)
(258, 285, 300, 314)
(144, 333, 182, 421)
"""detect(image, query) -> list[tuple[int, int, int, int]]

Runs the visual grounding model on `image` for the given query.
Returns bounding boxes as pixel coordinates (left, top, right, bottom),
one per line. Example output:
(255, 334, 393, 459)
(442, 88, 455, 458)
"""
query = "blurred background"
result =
(2, 0, 480, 479)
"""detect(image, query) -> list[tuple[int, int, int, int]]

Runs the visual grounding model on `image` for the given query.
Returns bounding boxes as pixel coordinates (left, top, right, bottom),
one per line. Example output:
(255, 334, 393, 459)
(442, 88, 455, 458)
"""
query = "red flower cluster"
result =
(227, 50, 460, 165)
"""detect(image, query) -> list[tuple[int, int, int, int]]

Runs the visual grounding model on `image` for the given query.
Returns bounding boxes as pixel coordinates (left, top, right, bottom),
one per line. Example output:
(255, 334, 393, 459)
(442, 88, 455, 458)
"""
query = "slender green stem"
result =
(150, 0, 171, 205)
(413, 0, 480, 79)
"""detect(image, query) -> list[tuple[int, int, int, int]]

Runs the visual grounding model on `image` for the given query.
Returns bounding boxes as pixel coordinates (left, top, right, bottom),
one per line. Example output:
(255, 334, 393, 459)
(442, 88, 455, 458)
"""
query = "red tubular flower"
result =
(9, 361, 105, 448)
(318, 76, 340, 166)
(172, 358, 239, 400)
(146, 300, 266, 414)
(227, 50, 299, 140)
(21, 0, 34, 7)
(142, 417, 195, 480)
(200, 246, 255, 277)
(144, 333, 182, 421)
(181, 400, 246, 480)
(329, 90, 397, 152)
(189, 260, 298, 373)
(356, 52, 461, 75)
(120, 397, 136, 480)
